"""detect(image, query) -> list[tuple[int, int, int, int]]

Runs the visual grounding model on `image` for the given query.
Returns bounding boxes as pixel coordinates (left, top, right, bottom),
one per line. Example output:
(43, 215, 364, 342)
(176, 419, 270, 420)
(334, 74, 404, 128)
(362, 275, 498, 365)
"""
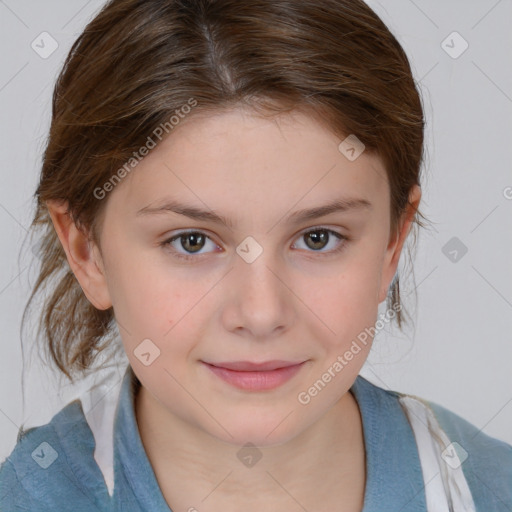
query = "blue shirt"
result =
(1, 364, 511, 511)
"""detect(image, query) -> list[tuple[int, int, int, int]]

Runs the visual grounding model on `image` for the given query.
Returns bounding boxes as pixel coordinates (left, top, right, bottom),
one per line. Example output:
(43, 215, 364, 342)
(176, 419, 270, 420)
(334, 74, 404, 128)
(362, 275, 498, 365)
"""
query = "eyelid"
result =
(292, 226, 348, 254)
(162, 229, 220, 259)
(161, 225, 349, 260)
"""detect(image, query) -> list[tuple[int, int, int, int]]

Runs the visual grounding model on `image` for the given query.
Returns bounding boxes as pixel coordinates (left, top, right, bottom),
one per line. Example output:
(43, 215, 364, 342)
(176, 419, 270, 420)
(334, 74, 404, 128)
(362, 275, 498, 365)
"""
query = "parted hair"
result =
(22, 0, 428, 382)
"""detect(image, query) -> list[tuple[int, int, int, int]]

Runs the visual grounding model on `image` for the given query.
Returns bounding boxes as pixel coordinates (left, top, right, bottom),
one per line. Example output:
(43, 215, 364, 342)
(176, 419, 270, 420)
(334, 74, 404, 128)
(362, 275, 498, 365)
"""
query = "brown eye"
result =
(161, 230, 219, 261)
(161, 227, 348, 263)
(179, 232, 206, 253)
(293, 228, 348, 256)
(304, 229, 330, 250)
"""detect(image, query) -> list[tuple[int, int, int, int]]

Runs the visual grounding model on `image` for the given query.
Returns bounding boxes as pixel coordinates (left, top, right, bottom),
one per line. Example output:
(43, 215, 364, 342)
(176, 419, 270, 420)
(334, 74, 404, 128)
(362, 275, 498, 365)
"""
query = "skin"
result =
(48, 107, 421, 511)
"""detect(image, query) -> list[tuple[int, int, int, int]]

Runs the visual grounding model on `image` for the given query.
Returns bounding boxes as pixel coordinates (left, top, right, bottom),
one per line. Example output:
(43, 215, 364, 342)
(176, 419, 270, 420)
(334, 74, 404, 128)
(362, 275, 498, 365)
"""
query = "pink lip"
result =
(202, 360, 307, 391)
(207, 360, 305, 371)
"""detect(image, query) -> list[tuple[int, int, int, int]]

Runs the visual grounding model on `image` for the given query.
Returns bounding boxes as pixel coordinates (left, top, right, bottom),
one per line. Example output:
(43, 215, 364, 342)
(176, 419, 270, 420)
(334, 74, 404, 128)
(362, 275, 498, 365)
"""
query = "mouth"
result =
(205, 360, 306, 371)
(201, 360, 308, 391)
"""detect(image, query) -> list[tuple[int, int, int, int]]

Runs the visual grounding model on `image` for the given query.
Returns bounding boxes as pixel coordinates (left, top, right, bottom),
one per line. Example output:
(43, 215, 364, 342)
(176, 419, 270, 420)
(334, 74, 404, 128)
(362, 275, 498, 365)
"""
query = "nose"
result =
(221, 245, 295, 339)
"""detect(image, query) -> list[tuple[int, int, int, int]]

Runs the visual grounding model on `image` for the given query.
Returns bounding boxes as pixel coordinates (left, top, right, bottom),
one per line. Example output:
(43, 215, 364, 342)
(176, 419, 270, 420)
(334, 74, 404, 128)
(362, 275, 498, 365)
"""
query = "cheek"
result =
(123, 281, 183, 338)
(103, 251, 182, 346)
(300, 258, 382, 346)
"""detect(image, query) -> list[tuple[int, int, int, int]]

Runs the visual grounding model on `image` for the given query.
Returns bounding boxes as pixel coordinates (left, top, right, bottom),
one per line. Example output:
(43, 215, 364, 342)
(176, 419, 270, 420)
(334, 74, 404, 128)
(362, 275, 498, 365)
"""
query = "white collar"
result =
(80, 365, 126, 497)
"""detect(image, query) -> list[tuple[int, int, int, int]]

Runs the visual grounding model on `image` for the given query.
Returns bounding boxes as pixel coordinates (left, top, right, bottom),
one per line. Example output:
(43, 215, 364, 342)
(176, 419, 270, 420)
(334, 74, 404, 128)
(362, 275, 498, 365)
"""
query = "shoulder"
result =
(352, 376, 512, 510)
(0, 456, 34, 511)
(0, 399, 110, 511)
(424, 398, 512, 510)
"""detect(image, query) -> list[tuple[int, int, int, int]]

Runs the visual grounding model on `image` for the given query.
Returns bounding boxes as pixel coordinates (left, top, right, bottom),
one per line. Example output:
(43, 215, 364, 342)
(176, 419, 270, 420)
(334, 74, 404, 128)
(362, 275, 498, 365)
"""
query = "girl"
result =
(1, 0, 511, 510)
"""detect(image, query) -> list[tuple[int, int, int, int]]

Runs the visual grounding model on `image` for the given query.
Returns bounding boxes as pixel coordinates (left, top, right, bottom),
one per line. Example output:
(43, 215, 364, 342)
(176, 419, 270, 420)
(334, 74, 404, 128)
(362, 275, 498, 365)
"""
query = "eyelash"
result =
(160, 227, 349, 262)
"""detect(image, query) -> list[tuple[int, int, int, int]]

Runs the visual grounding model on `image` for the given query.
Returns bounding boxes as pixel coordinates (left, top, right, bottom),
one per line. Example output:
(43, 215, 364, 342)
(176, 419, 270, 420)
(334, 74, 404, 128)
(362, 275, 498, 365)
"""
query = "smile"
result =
(201, 360, 307, 391)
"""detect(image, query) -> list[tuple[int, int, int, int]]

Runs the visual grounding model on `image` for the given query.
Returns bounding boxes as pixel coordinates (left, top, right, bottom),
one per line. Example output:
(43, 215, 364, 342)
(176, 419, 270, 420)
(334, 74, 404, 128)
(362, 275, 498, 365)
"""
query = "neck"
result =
(134, 384, 366, 511)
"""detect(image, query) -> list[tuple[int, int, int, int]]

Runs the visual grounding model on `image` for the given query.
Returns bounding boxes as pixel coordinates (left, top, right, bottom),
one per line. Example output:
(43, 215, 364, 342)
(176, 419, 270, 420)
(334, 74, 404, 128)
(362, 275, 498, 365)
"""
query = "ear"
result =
(46, 199, 112, 311)
(378, 184, 421, 304)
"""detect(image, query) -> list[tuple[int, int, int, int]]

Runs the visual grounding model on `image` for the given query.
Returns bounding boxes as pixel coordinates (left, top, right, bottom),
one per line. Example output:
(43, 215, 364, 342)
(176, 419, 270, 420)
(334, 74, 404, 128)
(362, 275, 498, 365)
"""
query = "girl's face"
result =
(90, 107, 418, 446)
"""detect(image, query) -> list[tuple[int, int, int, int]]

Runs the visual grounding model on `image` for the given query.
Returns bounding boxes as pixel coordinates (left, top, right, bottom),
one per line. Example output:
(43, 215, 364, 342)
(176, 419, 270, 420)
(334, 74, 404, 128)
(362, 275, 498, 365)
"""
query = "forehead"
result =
(104, 107, 389, 223)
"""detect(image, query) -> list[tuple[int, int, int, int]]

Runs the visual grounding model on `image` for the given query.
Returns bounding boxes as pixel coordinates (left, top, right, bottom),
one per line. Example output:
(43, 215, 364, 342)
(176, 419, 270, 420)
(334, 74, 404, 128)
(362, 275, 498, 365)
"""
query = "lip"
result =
(202, 360, 307, 391)
(206, 360, 305, 371)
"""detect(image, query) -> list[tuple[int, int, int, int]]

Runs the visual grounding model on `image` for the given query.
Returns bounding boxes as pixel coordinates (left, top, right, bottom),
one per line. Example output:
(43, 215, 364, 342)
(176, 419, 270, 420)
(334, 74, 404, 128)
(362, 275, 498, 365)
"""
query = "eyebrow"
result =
(136, 196, 372, 228)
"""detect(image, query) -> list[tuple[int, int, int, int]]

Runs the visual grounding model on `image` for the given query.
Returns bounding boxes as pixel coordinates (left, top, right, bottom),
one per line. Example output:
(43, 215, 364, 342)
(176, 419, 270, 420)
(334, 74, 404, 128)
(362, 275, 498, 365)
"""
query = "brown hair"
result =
(22, 0, 429, 383)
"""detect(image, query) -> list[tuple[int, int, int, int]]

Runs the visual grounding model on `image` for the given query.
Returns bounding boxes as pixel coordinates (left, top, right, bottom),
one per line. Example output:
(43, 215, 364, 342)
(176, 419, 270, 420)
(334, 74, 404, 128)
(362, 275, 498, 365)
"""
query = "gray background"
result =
(0, 0, 511, 462)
